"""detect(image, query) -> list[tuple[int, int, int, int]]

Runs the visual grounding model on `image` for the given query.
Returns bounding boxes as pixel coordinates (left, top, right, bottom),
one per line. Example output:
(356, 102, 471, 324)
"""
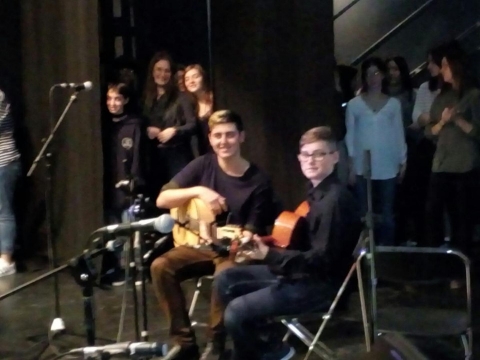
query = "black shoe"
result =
(200, 341, 230, 360)
(100, 268, 128, 286)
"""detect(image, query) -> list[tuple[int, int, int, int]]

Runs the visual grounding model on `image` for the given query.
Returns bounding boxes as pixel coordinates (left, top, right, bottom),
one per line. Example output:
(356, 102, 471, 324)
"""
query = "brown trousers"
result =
(150, 245, 235, 346)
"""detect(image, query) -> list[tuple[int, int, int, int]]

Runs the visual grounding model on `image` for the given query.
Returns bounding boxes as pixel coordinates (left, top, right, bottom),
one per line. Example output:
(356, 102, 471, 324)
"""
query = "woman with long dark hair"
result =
(143, 51, 196, 194)
(398, 45, 445, 246)
(425, 41, 480, 256)
(387, 56, 415, 128)
(184, 64, 214, 155)
(346, 57, 406, 246)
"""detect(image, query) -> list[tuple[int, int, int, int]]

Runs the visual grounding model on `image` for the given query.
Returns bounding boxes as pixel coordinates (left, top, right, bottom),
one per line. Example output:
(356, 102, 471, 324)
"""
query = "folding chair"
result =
(188, 275, 214, 327)
(359, 246, 472, 360)
(277, 237, 371, 360)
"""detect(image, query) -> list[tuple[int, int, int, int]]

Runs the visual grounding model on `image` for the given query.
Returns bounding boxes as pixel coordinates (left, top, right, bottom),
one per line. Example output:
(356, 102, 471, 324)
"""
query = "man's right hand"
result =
(196, 186, 227, 215)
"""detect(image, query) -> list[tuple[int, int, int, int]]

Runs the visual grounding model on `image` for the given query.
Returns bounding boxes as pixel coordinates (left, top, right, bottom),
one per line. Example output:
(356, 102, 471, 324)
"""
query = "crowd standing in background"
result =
(101, 41, 480, 252)
(0, 40, 478, 283)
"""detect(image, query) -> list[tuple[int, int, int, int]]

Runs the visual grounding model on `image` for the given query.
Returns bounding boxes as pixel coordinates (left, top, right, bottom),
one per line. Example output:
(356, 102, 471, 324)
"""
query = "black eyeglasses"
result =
(298, 150, 336, 162)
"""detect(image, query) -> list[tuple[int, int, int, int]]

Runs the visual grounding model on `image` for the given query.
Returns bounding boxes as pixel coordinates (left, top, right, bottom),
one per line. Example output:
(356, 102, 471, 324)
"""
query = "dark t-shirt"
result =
(161, 153, 277, 234)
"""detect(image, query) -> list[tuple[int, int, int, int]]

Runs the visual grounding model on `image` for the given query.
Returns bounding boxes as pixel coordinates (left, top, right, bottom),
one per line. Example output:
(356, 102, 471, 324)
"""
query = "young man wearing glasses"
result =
(214, 126, 361, 360)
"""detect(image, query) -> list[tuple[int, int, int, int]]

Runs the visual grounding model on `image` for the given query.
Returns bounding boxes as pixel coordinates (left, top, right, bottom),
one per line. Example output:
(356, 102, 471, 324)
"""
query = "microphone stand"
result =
(129, 196, 151, 341)
(25, 89, 82, 356)
(363, 150, 378, 344)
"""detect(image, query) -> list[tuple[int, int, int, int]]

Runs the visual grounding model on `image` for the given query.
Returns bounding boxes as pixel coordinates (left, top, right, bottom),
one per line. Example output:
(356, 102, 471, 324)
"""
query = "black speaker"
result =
(342, 333, 429, 360)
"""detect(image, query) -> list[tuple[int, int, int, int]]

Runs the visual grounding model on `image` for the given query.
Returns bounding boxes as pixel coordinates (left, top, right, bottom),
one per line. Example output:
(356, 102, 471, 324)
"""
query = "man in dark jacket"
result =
(214, 126, 361, 360)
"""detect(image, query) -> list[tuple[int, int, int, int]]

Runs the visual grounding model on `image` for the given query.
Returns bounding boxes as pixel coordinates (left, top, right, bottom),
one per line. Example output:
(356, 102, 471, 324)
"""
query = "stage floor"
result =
(0, 260, 477, 360)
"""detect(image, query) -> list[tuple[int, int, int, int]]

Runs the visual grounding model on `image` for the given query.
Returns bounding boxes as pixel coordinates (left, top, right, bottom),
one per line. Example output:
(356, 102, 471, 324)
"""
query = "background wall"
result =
(17, 0, 103, 260)
(334, 0, 480, 71)
(210, 0, 336, 208)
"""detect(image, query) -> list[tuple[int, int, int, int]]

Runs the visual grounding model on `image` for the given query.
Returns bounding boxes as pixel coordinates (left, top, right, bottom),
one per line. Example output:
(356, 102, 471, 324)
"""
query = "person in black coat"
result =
(143, 51, 197, 197)
(102, 82, 146, 285)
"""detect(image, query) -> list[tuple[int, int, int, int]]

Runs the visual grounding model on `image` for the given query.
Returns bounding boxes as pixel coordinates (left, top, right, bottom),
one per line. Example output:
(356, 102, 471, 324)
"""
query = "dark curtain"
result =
(19, 0, 103, 260)
(210, 0, 335, 209)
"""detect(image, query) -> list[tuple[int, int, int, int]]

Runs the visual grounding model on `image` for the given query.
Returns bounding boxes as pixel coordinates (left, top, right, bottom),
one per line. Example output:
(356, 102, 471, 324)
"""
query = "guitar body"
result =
(171, 198, 216, 247)
(262, 201, 310, 249)
(294, 201, 309, 217)
(170, 198, 242, 247)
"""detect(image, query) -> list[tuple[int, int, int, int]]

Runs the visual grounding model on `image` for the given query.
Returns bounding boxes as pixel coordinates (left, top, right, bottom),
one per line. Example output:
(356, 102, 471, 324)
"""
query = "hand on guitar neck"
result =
(230, 201, 309, 263)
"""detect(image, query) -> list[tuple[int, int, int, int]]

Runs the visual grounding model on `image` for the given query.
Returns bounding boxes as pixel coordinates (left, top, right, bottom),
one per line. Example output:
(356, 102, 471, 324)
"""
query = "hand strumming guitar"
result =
(239, 234, 269, 260)
(196, 186, 228, 215)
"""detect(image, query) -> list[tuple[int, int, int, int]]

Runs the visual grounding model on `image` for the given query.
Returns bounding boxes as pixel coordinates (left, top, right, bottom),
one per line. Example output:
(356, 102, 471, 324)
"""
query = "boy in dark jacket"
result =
(102, 83, 146, 285)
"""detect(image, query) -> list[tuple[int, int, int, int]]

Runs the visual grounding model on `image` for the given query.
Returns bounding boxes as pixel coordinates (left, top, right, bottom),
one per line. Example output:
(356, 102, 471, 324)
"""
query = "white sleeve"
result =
(345, 100, 355, 158)
(394, 99, 407, 164)
(412, 83, 428, 124)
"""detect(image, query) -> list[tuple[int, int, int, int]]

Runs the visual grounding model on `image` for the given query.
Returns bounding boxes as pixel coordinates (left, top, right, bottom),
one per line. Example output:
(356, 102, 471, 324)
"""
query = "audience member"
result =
(184, 64, 214, 155)
(0, 88, 21, 277)
(387, 56, 416, 128)
(346, 57, 407, 246)
(425, 41, 480, 257)
(143, 52, 197, 196)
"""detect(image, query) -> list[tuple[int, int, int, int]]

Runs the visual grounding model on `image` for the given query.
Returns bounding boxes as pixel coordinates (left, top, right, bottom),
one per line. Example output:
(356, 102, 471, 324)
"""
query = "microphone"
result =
(93, 213, 175, 237)
(56, 81, 93, 91)
(69, 341, 169, 358)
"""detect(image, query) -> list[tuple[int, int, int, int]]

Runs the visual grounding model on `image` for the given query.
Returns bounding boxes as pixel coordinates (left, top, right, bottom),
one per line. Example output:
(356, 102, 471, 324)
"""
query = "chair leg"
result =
(461, 332, 472, 360)
(280, 319, 334, 360)
(303, 262, 358, 360)
(282, 329, 292, 342)
(188, 278, 203, 326)
(356, 257, 372, 352)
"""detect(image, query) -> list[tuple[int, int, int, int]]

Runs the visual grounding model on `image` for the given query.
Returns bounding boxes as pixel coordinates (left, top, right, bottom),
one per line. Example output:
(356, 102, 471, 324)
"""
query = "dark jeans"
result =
(0, 160, 20, 255)
(150, 246, 235, 347)
(426, 171, 477, 255)
(396, 137, 435, 246)
(355, 176, 397, 245)
(214, 265, 336, 360)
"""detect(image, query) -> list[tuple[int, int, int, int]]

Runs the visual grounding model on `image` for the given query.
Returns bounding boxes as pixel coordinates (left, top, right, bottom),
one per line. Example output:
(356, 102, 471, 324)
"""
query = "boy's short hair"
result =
(208, 110, 244, 132)
(299, 126, 337, 151)
(107, 82, 131, 99)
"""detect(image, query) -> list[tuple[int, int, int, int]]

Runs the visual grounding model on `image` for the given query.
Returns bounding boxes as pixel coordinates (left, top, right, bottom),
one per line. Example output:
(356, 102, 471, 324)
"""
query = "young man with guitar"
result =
(214, 126, 361, 360)
(151, 110, 277, 360)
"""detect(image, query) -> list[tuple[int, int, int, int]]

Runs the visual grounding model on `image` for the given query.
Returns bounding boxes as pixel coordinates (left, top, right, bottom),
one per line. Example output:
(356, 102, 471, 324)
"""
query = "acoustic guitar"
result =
(230, 201, 309, 262)
(170, 198, 243, 248)
(170, 199, 309, 258)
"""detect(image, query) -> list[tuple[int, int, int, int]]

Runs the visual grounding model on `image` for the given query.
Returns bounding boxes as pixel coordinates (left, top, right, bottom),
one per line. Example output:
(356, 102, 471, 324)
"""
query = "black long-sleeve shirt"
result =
(146, 92, 197, 147)
(264, 173, 361, 284)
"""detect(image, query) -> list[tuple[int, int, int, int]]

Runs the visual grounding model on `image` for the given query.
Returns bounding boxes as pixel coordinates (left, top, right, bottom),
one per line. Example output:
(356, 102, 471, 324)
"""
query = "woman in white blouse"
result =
(404, 45, 444, 246)
(346, 57, 407, 245)
(412, 46, 444, 127)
